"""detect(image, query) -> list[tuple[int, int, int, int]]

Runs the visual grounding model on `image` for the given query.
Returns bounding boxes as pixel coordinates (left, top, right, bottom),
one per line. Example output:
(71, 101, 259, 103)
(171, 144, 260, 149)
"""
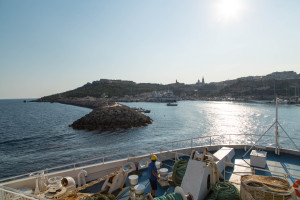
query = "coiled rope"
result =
(208, 182, 239, 200)
(154, 193, 182, 200)
(81, 193, 116, 200)
(172, 159, 188, 186)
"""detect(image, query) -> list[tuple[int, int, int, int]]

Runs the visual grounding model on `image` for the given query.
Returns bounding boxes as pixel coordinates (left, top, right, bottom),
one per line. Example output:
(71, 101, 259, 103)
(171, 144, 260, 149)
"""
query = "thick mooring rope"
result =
(154, 193, 183, 200)
(81, 193, 116, 200)
(208, 182, 239, 200)
(172, 159, 188, 186)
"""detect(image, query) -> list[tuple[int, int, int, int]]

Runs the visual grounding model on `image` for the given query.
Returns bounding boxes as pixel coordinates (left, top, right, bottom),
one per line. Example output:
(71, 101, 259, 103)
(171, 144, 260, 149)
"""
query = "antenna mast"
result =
(275, 98, 279, 155)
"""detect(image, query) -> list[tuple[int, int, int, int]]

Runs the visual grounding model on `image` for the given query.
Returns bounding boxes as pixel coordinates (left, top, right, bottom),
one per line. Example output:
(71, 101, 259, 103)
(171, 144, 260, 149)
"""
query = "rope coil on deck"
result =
(153, 193, 183, 200)
(172, 159, 188, 186)
(208, 182, 239, 200)
(240, 175, 296, 200)
(81, 193, 116, 200)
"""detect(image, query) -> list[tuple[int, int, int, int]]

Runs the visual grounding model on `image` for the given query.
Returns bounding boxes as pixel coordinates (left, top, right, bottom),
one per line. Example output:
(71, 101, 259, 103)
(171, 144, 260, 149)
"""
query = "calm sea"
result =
(0, 99, 299, 179)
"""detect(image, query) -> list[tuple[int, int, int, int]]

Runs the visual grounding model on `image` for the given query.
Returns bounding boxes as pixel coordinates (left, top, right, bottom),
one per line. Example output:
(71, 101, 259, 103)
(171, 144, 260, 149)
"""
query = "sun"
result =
(213, 0, 246, 24)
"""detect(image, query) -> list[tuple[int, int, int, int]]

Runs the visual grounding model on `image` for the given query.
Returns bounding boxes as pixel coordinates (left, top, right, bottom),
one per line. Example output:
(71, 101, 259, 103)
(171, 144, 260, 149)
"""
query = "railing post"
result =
(191, 139, 193, 149)
(128, 151, 130, 160)
(210, 136, 212, 146)
(224, 162, 226, 181)
(73, 164, 76, 170)
(102, 157, 104, 164)
(229, 135, 231, 145)
(172, 143, 174, 151)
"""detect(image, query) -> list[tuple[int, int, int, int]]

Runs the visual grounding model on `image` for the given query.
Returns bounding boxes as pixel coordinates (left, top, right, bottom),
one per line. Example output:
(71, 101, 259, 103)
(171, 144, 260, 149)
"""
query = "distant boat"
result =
(167, 102, 178, 106)
(133, 107, 151, 113)
(296, 104, 300, 107)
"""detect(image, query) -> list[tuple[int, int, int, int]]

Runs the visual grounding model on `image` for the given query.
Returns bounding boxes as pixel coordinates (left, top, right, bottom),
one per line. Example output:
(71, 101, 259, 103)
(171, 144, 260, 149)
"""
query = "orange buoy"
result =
(293, 180, 300, 197)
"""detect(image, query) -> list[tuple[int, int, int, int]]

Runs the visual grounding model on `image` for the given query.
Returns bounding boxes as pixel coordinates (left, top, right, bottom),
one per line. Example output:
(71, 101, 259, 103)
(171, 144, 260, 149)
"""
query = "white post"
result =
(275, 98, 280, 155)
(34, 177, 40, 195)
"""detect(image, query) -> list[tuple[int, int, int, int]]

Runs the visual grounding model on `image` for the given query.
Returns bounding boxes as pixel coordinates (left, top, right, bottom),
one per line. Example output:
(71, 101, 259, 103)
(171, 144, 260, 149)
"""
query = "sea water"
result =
(0, 99, 299, 179)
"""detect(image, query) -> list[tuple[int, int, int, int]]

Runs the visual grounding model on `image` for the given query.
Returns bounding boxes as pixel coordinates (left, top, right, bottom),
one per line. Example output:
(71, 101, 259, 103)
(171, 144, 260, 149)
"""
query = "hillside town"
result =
(37, 71, 300, 104)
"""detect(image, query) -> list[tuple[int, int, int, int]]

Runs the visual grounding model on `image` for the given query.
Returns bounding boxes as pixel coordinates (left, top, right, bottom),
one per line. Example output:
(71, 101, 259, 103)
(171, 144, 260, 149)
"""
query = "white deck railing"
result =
(0, 186, 46, 200)
(0, 133, 299, 184)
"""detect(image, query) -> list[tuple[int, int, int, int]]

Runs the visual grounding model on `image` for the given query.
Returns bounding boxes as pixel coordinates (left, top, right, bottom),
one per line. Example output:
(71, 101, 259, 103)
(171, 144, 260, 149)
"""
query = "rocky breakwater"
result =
(32, 97, 113, 109)
(70, 104, 152, 132)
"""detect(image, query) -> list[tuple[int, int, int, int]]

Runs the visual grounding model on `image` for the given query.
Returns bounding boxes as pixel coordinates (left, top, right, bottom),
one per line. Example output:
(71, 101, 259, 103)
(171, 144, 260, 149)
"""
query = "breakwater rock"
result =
(32, 97, 111, 109)
(70, 104, 152, 131)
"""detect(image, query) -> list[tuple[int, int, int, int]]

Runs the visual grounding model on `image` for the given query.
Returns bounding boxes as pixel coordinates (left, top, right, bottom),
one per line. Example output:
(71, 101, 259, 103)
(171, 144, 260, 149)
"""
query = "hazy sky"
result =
(0, 0, 299, 99)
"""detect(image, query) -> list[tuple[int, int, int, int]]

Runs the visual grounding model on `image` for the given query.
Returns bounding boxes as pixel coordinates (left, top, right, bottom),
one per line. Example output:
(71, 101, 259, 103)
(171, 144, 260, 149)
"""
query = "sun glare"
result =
(213, 0, 246, 24)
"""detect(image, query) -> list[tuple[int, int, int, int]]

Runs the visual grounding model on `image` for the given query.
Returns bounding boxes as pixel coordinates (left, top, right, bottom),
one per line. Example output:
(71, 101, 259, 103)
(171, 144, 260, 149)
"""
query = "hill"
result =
(38, 71, 300, 101)
(212, 71, 300, 99)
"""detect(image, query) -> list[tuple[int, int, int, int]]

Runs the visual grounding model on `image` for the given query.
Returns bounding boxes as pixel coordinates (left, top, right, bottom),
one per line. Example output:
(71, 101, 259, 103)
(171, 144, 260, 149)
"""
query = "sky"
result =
(0, 0, 300, 99)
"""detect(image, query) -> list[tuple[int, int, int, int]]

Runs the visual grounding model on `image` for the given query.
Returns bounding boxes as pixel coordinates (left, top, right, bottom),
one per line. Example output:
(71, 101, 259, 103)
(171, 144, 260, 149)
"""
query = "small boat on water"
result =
(1, 98, 300, 200)
(132, 107, 151, 113)
(167, 102, 178, 106)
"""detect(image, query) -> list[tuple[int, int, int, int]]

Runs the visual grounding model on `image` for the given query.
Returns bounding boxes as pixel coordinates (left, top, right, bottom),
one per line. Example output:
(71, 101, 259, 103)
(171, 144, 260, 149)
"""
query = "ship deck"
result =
(79, 148, 300, 199)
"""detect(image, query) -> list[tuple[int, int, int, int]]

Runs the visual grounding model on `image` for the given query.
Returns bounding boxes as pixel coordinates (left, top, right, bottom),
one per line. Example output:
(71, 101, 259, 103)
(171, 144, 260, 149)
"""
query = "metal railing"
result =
(0, 186, 46, 200)
(1, 133, 299, 184)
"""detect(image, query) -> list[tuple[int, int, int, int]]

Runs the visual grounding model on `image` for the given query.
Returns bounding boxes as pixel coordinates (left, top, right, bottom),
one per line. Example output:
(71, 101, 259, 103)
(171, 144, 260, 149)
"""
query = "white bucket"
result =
(155, 161, 161, 169)
(159, 168, 168, 176)
(129, 175, 138, 185)
(134, 184, 145, 195)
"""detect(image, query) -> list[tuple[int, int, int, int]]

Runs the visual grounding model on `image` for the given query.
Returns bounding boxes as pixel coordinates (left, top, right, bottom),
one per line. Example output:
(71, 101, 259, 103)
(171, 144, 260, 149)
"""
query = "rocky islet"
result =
(70, 104, 152, 131)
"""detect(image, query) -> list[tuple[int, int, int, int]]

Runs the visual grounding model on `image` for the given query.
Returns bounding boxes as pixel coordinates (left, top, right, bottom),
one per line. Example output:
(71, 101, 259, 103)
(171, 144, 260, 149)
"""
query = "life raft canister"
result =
(293, 179, 300, 197)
